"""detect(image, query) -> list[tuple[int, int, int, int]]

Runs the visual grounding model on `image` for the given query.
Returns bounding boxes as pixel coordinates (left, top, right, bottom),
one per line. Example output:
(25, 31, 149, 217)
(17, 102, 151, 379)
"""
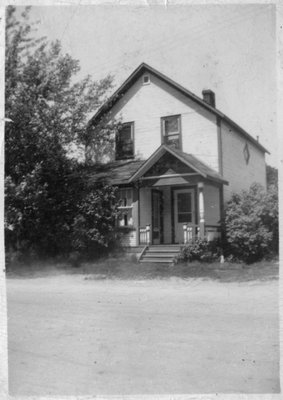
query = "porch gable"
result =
(144, 153, 195, 177)
(129, 144, 228, 185)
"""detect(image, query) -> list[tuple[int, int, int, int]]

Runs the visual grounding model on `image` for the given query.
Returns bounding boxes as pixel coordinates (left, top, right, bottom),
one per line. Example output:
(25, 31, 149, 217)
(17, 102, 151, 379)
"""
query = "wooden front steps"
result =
(139, 245, 181, 264)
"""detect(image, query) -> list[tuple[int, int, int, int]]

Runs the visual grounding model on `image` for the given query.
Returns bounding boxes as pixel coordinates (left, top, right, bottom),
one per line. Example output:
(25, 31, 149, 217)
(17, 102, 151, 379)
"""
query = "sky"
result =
(18, 3, 277, 166)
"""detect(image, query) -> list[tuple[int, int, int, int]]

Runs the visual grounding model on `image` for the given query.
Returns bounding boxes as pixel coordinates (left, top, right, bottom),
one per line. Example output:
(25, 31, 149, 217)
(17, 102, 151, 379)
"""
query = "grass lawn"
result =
(7, 255, 279, 282)
(82, 257, 279, 282)
(6, 258, 280, 395)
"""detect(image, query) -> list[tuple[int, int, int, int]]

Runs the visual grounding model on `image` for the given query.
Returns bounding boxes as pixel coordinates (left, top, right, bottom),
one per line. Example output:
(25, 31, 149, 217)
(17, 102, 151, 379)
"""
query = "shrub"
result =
(178, 238, 221, 263)
(71, 185, 120, 257)
(224, 183, 278, 263)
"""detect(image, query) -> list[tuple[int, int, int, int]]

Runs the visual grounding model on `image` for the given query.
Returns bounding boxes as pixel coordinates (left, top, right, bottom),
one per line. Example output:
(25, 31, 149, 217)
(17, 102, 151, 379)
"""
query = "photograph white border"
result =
(0, 1, 281, 399)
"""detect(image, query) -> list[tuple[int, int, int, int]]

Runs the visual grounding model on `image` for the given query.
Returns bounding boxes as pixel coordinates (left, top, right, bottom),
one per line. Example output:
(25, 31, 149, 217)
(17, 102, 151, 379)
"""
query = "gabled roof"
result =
(129, 145, 228, 185)
(89, 63, 269, 154)
(83, 145, 228, 186)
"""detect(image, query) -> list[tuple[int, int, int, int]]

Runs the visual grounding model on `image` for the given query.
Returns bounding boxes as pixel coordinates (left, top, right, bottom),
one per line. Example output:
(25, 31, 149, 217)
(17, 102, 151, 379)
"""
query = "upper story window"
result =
(116, 122, 134, 160)
(161, 115, 181, 149)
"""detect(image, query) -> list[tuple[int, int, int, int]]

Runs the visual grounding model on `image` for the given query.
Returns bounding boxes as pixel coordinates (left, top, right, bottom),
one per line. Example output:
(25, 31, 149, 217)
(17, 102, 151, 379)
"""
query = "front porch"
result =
(118, 179, 223, 248)
(115, 145, 228, 248)
(137, 182, 222, 246)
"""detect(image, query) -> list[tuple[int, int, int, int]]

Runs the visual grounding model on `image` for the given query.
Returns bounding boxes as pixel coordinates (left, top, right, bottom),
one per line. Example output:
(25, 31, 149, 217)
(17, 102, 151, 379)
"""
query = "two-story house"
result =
(87, 63, 268, 260)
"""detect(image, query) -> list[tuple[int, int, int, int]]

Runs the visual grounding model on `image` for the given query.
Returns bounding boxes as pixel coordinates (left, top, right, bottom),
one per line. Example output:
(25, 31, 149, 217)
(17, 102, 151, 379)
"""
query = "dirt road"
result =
(7, 275, 280, 395)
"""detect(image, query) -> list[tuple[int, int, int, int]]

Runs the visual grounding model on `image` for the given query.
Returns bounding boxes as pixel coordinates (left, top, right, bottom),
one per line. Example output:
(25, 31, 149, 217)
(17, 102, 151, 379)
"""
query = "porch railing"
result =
(140, 224, 220, 245)
(139, 225, 151, 245)
(183, 224, 221, 244)
(183, 224, 200, 244)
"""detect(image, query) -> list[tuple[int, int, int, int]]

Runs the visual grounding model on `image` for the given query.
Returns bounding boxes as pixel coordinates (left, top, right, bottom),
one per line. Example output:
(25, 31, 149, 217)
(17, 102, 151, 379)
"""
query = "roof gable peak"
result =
(89, 62, 269, 154)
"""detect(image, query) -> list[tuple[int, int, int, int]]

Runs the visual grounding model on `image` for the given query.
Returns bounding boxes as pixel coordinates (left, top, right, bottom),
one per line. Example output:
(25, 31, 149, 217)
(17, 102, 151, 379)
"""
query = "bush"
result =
(224, 183, 278, 263)
(178, 238, 221, 263)
(71, 185, 120, 257)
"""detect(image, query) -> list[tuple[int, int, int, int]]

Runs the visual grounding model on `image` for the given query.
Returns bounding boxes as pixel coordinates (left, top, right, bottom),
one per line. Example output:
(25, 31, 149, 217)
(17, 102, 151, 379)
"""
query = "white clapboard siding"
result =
(221, 121, 266, 202)
(139, 187, 152, 228)
(120, 230, 137, 247)
(108, 73, 219, 171)
(203, 184, 221, 226)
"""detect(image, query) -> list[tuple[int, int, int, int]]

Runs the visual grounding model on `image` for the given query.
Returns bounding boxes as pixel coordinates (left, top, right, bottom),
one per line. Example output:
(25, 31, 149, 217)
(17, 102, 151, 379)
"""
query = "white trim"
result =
(141, 172, 199, 180)
(161, 115, 181, 136)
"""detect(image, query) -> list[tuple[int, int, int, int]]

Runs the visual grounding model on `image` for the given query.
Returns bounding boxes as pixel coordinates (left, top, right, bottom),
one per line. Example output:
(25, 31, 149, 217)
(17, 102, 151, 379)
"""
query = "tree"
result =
(5, 6, 120, 258)
(224, 183, 278, 263)
(266, 164, 278, 188)
(5, 6, 113, 179)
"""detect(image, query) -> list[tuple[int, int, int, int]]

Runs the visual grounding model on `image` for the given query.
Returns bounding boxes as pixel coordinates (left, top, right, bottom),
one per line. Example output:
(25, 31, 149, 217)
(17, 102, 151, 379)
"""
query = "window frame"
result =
(177, 191, 193, 223)
(117, 187, 134, 227)
(161, 114, 182, 150)
(115, 122, 135, 160)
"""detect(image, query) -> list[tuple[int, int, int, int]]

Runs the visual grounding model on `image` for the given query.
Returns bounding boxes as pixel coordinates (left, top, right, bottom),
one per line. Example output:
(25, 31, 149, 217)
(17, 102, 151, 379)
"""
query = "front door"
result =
(152, 190, 163, 245)
(173, 188, 195, 243)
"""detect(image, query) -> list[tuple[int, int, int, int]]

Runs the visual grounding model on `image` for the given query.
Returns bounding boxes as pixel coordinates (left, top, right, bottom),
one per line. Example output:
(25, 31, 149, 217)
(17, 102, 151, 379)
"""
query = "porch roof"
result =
(83, 159, 144, 185)
(86, 145, 228, 186)
(128, 145, 229, 185)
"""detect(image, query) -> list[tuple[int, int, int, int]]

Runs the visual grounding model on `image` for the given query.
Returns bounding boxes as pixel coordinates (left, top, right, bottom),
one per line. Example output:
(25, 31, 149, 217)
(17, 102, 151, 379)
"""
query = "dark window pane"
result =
(178, 213, 192, 223)
(164, 116, 179, 134)
(116, 124, 134, 159)
(177, 193, 191, 213)
(164, 134, 180, 149)
(120, 125, 132, 141)
(118, 189, 132, 207)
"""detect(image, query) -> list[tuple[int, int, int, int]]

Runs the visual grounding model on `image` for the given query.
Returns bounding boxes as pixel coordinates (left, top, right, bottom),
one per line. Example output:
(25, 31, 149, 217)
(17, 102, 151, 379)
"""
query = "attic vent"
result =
(243, 143, 250, 164)
(143, 74, 150, 85)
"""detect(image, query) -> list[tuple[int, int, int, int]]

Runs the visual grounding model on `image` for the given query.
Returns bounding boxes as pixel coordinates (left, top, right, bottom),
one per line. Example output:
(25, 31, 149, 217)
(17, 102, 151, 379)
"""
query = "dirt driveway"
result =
(7, 275, 280, 395)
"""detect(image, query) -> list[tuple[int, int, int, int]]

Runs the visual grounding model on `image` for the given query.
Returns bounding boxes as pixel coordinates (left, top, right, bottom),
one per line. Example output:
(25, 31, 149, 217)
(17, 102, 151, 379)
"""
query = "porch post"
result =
(198, 182, 205, 239)
(146, 225, 151, 245)
(137, 184, 141, 245)
(183, 224, 188, 244)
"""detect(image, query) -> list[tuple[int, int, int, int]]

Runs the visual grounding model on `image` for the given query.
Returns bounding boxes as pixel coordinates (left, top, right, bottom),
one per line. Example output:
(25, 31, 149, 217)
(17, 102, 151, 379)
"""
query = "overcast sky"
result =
(21, 3, 277, 166)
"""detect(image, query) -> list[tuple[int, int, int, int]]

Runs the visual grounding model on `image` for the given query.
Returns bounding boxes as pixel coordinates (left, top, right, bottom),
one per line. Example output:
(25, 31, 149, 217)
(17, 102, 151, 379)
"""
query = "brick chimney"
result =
(202, 89, 216, 107)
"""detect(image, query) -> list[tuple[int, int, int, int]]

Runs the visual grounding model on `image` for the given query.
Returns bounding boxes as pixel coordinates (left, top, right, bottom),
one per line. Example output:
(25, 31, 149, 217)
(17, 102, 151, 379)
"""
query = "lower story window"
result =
(118, 209, 133, 227)
(117, 188, 133, 227)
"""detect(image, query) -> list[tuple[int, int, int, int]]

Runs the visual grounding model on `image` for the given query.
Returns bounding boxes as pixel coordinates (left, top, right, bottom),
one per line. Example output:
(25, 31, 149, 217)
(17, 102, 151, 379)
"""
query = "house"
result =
(87, 63, 268, 259)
